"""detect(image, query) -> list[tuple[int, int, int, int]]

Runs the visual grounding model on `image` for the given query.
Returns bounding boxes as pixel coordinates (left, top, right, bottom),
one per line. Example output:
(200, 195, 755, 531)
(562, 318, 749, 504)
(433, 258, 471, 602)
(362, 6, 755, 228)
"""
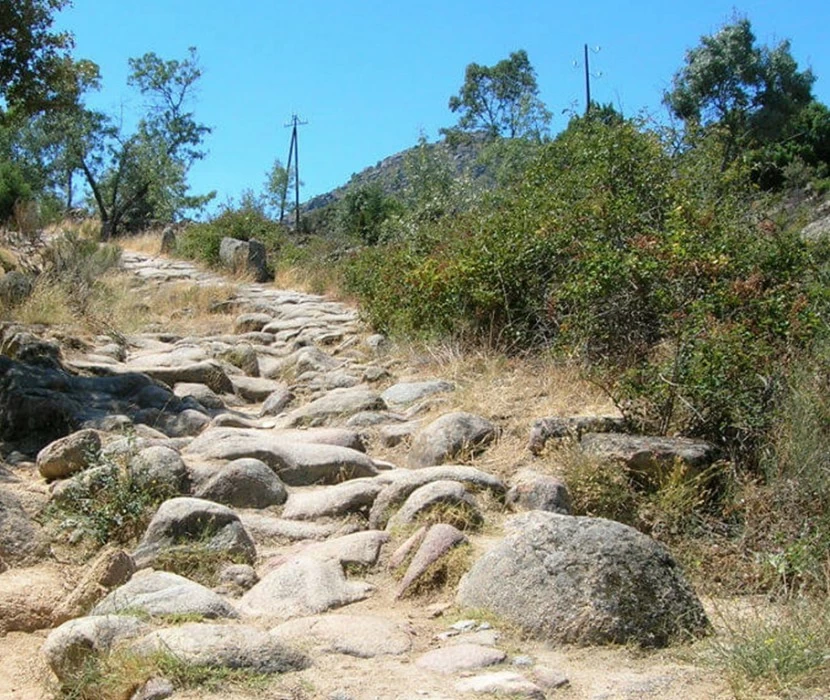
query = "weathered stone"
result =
(379, 421, 420, 447)
(37, 429, 101, 480)
(290, 530, 389, 568)
(215, 563, 258, 593)
(221, 345, 260, 377)
(271, 614, 412, 657)
(132, 497, 256, 568)
(415, 643, 505, 675)
(183, 427, 378, 486)
(281, 480, 384, 520)
(131, 623, 308, 672)
(0, 488, 47, 565)
(369, 466, 506, 529)
(259, 386, 295, 416)
(506, 469, 571, 514)
(173, 382, 226, 409)
(130, 676, 174, 700)
(396, 523, 467, 599)
(238, 556, 374, 620)
(281, 387, 384, 427)
(457, 511, 710, 647)
(454, 672, 545, 698)
(128, 360, 234, 394)
(218, 237, 271, 283)
(579, 433, 719, 476)
(386, 480, 481, 531)
(42, 615, 149, 681)
(92, 570, 238, 619)
(128, 445, 189, 493)
(160, 225, 176, 254)
(234, 312, 274, 334)
(239, 513, 347, 542)
(0, 270, 33, 307)
(408, 412, 499, 468)
(52, 547, 136, 625)
(231, 375, 285, 402)
(194, 458, 287, 508)
(381, 380, 455, 408)
(528, 415, 626, 454)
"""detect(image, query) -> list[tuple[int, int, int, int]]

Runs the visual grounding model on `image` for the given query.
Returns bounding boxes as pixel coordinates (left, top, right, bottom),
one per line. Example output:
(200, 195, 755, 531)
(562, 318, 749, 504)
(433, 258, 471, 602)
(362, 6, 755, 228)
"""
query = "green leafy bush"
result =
(0, 161, 33, 222)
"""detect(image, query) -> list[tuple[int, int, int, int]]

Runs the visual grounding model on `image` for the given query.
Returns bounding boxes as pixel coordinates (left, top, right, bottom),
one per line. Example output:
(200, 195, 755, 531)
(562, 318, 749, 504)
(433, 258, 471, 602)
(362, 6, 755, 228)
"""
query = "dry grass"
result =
(117, 229, 166, 255)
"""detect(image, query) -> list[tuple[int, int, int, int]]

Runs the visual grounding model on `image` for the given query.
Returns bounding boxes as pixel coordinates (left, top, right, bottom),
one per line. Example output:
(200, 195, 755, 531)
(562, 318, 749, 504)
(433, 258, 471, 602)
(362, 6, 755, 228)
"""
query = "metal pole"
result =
(584, 43, 591, 116)
(293, 117, 300, 230)
(280, 130, 295, 224)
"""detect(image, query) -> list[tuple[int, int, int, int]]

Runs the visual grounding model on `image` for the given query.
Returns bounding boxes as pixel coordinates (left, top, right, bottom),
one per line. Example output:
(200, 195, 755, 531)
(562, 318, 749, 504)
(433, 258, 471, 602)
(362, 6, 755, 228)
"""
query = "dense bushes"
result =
(344, 118, 829, 462)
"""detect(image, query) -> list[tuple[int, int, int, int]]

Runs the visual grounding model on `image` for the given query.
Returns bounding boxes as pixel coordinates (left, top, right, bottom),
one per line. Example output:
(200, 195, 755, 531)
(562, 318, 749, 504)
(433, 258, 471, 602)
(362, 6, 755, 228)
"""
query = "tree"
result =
(75, 48, 213, 237)
(444, 50, 551, 141)
(664, 19, 815, 165)
(0, 0, 77, 114)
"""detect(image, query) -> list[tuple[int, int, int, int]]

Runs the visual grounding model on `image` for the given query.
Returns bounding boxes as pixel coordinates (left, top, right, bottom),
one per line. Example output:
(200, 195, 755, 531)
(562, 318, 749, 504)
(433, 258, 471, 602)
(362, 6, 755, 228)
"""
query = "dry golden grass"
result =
(0, 245, 19, 272)
(117, 229, 166, 255)
(369, 339, 618, 481)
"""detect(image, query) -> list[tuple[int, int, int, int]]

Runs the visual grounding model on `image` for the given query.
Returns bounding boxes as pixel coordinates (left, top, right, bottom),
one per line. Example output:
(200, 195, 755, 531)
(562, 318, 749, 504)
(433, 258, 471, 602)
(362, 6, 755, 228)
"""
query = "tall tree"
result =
(0, 0, 77, 114)
(444, 50, 551, 141)
(664, 18, 815, 164)
(76, 48, 213, 238)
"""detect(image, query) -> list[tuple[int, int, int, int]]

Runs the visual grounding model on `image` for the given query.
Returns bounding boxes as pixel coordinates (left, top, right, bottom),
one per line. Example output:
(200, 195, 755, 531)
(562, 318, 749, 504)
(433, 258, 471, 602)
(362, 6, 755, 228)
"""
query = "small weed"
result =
(413, 500, 484, 532)
(401, 542, 473, 598)
(704, 597, 830, 697)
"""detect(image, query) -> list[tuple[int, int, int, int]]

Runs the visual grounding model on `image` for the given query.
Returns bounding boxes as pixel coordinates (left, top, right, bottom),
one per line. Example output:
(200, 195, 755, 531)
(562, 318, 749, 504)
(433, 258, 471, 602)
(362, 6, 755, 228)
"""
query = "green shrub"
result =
(0, 161, 33, 222)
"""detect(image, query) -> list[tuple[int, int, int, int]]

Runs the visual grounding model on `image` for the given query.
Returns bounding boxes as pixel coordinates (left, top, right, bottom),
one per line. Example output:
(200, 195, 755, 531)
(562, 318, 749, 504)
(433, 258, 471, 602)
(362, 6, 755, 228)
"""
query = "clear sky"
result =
(54, 0, 830, 209)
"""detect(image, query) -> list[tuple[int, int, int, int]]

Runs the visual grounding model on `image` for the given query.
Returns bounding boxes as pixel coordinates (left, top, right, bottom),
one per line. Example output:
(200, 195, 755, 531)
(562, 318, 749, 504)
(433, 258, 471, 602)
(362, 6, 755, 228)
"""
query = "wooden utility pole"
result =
(584, 44, 591, 116)
(280, 114, 307, 229)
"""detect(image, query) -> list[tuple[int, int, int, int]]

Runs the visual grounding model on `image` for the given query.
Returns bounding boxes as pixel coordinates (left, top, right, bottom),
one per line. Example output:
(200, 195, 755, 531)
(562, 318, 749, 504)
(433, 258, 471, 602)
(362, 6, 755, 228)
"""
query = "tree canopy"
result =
(444, 50, 551, 141)
(664, 18, 815, 162)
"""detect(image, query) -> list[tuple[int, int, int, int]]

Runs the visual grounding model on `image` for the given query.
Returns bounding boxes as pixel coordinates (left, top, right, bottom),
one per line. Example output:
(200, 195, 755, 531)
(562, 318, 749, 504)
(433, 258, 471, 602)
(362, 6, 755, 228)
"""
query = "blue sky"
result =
(55, 1, 830, 209)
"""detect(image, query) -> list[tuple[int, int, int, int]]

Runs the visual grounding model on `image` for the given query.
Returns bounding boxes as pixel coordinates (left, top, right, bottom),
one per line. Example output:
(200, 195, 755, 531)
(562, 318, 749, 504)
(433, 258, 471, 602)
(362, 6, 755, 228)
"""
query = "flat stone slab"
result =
(528, 415, 625, 454)
(280, 387, 384, 427)
(454, 671, 545, 698)
(579, 433, 719, 474)
(238, 513, 346, 542)
(92, 570, 238, 619)
(230, 375, 286, 403)
(271, 614, 412, 657)
(131, 623, 309, 673)
(183, 427, 378, 485)
(381, 380, 454, 408)
(281, 480, 384, 520)
(238, 557, 374, 621)
(415, 643, 506, 674)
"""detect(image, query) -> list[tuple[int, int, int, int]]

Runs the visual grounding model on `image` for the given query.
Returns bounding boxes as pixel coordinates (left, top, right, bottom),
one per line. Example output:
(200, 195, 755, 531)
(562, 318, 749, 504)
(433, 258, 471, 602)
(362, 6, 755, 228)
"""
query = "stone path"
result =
(0, 247, 731, 699)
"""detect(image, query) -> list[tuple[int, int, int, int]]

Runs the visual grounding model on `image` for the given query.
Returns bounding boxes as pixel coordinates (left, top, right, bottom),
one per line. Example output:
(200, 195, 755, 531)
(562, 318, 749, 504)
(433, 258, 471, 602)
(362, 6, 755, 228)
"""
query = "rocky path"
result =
(0, 247, 731, 699)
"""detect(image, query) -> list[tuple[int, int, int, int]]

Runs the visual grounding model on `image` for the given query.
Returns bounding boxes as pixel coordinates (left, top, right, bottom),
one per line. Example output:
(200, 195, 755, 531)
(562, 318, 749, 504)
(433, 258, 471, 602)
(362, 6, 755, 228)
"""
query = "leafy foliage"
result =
(444, 50, 551, 140)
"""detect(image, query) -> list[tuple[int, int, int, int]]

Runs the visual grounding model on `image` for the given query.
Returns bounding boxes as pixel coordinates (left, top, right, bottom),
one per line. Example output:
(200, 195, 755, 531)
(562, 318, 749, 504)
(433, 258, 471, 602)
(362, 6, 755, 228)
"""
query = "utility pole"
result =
(279, 114, 307, 230)
(584, 44, 591, 116)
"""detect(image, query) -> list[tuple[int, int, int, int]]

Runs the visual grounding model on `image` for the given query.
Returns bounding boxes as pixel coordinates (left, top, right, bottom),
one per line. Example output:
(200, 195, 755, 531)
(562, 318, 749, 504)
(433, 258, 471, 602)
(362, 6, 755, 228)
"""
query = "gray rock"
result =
(173, 382, 226, 409)
(216, 563, 258, 592)
(528, 415, 626, 454)
(456, 511, 710, 647)
(132, 497, 256, 568)
(281, 480, 384, 520)
(218, 237, 271, 283)
(239, 513, 348, 542)
(194, 458, 287, 508)
(292, 530, 389, 568)
(345, 410, 408, 428)
(259, 386, 295, 416)
(415, 643, 506, 675)
(271, 614, 412, 657)
(369, 466, 506, 529)
(387, 480, 481, 531)
(125, 360, 233, 395)
(238, 556, 374, 620)
(131, 623, 308, 672)
(234, 312, 274, 334)
(0, 488, 47, 565)
(506, 469, 571, 514)
(408, 412, 499, 468)
(579, 433, 719, 476)
(220, 344, 260, 377)
(381, 380, 455, 408)
(290, 346, 340, 375)
(130, 676, 174, 700)
(134, 407, 210, 437)
(231, 375, 285, 403)
(183, 427, 378, 486)
(396, 523, 468, 599)
(128, 445, 190, 493)
(454, 672, 545, 698)
(364, 334, 389, 353)
(379, 421, 420, 447)
(281, 387, 384, 427)
(272, 427, 367, 452)
(37, 429, 101, 480)
(92, 570, 238, 619)
(42, 615, 150, 681)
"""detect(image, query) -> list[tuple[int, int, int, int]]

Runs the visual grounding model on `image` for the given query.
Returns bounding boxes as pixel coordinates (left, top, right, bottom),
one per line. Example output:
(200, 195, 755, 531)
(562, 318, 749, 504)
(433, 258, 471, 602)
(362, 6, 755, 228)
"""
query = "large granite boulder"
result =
(408, 412, 499, 468)
(456, 511, 709, 647)
(219, 237, 271, 283)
